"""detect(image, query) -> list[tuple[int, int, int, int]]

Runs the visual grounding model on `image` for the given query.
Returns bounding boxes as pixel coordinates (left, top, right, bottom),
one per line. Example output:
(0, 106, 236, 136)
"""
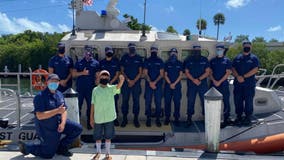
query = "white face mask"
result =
(216, 49, 224, 57)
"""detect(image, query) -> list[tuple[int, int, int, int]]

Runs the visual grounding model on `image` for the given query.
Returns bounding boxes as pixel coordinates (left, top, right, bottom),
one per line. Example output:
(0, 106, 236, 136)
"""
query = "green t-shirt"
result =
(91, 84, 120, 124)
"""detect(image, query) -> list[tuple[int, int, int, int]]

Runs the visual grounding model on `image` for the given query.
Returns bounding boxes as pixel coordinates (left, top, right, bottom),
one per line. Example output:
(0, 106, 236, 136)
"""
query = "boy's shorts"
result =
(93, 121, 115, 140)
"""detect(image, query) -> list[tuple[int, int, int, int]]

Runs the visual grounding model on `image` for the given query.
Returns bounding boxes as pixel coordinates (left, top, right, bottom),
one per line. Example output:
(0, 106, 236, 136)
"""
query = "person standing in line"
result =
(90, 70, 125, 160)
(100, 46, 121, 126)
(144, 45, 164, 127)
(73, 45, 100, 129)
(209, 44, 233, 128)
(120, 43, 143, 128)
(232, 40, 260, 126)
(48, 42, 73, 92)
(184, 44, 210, 127)
(18, 74, 82, 159)
(164, 48, 183, 126)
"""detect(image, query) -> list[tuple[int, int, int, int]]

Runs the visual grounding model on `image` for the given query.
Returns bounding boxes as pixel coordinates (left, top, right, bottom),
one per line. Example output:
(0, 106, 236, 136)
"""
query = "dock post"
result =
(63, 88, 81, 147)
(204, 87, 223, 152)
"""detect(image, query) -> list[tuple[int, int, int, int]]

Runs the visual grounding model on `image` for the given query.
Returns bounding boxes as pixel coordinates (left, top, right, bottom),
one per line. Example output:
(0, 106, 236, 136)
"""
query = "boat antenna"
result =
(142, 0, 147, 37)
(71, 0, 76, 36)
(199, 0, 201, 37)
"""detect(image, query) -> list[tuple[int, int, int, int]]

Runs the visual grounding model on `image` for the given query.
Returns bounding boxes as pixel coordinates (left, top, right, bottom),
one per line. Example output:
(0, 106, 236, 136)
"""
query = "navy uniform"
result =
(100, 46, 120, 126)
(19, 74, 82, 159)
(164, 48, 183, 126)
(73, 45, 100, 129)
(120, 43, 143, 128)
(184, 45, 210, 127)
(232, 41, 259, 126)
(210, 44, 232, 128)
(144, 45, 164, 127)
(48, 42, 73, 92)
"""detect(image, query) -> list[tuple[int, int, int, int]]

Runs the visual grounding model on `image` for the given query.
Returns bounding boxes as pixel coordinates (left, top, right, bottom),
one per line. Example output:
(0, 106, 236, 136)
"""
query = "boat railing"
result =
(0, 88, 21, 129)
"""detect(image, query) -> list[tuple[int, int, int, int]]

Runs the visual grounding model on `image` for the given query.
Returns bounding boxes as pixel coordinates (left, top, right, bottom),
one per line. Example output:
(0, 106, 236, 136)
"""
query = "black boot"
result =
(146, 117, 151, 127)
(156, 118, 162, 127)
(234, 115, 243, 126)
(186, 116, 192, 128)
(56, 146, 73, 157)
(164, 117, 170, 125)
(120, 116, 128, 127)
(133, 115, 140, 128)
(221, 118, 233, 128)
(243, 116, 252, 126)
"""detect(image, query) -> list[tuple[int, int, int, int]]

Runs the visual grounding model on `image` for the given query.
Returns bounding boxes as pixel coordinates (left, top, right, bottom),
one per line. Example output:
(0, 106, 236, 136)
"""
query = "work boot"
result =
(146, 117, 151, 127)
(186, 116, 192, 128)
(174, 117, 180, 127)
(56, 147, 73, 157)
(234, 115, 243, 126)
(156, 118, 162, 127)
(133, 115, 140, 128)
(120, 116, 128, 128)
(18, 141, 28, 155)
(164, 117, 170, 125)
(242, 116, 252, 126)
(114, 118, 119, 127)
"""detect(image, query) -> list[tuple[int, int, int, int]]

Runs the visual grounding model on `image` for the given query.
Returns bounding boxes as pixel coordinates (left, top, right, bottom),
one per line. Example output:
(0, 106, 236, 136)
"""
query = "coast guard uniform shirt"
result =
(74, 58, 100, 92)
(33, 88, 67, 136)
(232, 53, 260, 87)
(120, 54, 143, 80)
(210, 56, 232, 86)
(144, 56, 164, 85)
(165, 59, 183, 87)
(100, 58, 120, 83)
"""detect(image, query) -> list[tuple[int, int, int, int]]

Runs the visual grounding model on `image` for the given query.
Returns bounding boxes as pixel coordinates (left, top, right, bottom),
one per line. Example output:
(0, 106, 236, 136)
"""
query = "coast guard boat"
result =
(0, 0, 284, 155)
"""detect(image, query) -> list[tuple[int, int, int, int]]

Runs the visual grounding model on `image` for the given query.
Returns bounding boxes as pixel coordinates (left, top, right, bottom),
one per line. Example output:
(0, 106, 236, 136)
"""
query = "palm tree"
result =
(213, 13, 225, 40)
(196, 19, 207, 37)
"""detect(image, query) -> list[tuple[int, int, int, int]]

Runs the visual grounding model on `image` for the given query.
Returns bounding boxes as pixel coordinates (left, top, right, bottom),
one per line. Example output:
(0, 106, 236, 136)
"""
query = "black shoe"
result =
(242, 116, 252, 126)
(120, 116, 128, 128)
(114, 119, 119, 126)
(221, 118, 233, 128)
(174, 118, 180, 127)
(164, 117, 170, 125)
(186, 117, 192, 128)
(56, 148, 73, 157)
(18, 141, 28, 155)
(146, 118, 151, 127)
(234, 116, 243, 126)
(133, 116, 140, 128)
(156, 118, 162, 127)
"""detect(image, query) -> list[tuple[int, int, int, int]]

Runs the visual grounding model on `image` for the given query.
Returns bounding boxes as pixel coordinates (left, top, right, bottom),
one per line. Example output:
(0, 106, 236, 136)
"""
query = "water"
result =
(0, 77, 38, 95)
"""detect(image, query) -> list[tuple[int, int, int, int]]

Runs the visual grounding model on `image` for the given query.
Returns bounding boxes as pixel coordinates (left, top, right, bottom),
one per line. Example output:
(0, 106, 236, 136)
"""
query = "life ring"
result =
(32, 69, 49, 91)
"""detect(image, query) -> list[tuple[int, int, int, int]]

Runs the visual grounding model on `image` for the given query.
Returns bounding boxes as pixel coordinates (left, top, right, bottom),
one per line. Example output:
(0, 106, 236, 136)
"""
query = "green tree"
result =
(213, 13, 225, 40)
(252, 37, 266, 43)
(166, 26, 178, 34)
(183, 29, 191, 36)
(123, 14, 151, 31)
(234, 35, 249, 43)
(269, 38, 279, 43)
(196, 18, 207, 36)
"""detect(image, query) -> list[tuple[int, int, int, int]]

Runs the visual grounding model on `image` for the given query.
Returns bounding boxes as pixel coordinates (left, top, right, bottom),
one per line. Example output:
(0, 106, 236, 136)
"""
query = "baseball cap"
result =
(47, 74, 60, 81)
(105, 46, 113, 53)
(242, 40, 252, 46)
(216, 43, 225, 49)
(57, 42, 65, 48)
(99, 70, 110, 77)
(170, 48, 178, 53)
(128, 43, 136, 48)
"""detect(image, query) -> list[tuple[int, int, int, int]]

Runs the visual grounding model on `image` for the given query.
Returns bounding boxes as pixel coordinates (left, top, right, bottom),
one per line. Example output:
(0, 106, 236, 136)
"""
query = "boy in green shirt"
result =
(90, 70, 125, 160)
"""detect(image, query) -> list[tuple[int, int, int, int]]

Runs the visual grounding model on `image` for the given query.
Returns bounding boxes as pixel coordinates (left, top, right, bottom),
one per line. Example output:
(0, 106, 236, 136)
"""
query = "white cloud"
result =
(226, 0, 250, 8)
(0, 12, 70, 35)
(267, 25, 282, 32)
(165, 6, 174, 13)
(150, 25, 164, 32)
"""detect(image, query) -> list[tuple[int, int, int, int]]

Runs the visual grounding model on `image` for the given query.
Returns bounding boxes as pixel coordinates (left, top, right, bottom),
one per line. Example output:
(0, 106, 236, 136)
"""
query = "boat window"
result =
(69, 47, 98, 62)
(255, 98, 268, 106)
(181, 49, 210, 61)
(112, 48, 147, 61)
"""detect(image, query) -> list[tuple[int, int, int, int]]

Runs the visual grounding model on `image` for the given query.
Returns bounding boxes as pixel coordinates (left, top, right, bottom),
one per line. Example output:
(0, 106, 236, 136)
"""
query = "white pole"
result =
(204, 87, 223, 152)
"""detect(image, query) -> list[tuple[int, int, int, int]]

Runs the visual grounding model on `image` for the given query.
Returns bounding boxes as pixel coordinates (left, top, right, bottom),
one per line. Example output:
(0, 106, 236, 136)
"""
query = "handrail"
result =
(266, 64, 284, 88)
(0, 88, 21, 129)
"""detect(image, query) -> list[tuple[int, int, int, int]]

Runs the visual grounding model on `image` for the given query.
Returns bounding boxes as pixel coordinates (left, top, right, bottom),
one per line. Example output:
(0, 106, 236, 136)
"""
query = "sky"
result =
(0, 0, 283, 42)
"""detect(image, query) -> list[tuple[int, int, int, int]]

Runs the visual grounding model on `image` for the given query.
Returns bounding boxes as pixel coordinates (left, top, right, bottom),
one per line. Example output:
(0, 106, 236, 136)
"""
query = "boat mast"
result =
(142, 0, 147, 37)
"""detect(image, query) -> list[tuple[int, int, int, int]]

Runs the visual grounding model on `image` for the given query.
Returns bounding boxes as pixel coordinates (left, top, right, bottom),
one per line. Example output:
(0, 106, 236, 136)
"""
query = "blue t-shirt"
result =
(120, 54, 143, 80)
(74, 58, 100, 91)
(184, 56, 209, 86)
(100, 58, 120, 83)
(33, 88, 66, 136)
(232, 53, 260, 87)
(165, 59, 183, 87)
(210, 56, 232, 86)
(144, 56, 164, 85)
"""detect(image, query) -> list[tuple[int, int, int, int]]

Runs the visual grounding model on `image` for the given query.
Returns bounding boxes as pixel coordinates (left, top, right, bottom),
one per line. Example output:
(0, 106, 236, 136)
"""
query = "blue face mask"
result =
(48, 82, 59, 91)
(170, 54, 177, 62)
(216, 50, 224, 57)
(58, 47, 65, 54)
